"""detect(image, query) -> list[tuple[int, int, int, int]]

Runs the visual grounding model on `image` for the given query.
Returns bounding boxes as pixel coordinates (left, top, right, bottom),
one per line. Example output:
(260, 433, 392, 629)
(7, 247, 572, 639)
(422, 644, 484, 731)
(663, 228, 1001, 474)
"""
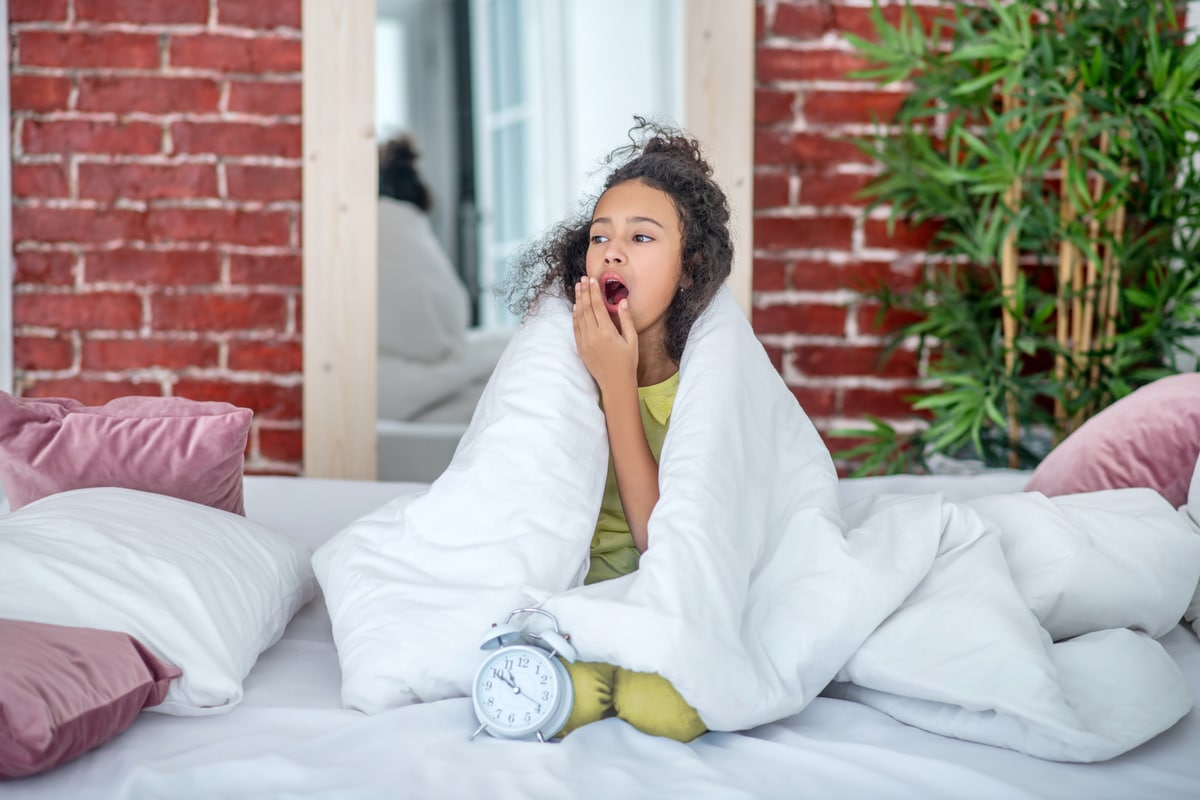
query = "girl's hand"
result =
(573, 276, 637, 396)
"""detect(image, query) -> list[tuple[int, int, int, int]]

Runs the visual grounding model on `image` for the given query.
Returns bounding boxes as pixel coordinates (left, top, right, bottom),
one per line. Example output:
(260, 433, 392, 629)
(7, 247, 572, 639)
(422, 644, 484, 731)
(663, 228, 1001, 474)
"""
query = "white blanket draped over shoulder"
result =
(313, 288, 1200, 762)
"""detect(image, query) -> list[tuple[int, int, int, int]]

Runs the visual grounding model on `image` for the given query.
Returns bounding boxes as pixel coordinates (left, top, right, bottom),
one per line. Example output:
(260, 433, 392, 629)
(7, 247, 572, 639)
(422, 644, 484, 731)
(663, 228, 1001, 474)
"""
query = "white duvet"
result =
(314, 288, 1200, 761)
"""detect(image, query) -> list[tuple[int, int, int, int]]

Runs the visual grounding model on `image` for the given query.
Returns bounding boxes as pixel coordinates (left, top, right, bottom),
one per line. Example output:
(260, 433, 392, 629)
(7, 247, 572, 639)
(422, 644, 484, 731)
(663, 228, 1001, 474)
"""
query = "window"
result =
(470, 0, 544, 327)
(469, 0, 681, 329)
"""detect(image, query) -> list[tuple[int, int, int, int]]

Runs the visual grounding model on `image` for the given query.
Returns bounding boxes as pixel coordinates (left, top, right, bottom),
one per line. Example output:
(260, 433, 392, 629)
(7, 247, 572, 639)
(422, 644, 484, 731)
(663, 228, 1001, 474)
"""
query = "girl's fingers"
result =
(616, 298, 636, 345)
(574, 279, 601, 348)
(590, 277, 609, 321)
(578, 277, 594, 326)
(573, 280, 589, 327)
(585, 276, 610, 330)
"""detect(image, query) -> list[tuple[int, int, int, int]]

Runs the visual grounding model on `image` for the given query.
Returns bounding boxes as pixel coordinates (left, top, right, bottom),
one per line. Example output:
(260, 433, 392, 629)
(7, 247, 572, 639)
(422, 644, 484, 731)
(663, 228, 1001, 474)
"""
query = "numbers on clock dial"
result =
(475, 647, 559, 732)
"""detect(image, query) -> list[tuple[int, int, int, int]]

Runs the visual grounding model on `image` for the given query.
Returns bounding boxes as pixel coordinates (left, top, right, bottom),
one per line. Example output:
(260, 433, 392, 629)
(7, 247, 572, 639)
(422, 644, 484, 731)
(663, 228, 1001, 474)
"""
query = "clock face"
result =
(472, 645, 570, 739)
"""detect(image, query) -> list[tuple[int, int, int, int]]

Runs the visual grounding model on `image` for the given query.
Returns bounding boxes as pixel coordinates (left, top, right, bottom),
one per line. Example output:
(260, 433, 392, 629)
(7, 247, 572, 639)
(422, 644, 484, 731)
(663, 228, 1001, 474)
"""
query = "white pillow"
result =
(377, 197, 470, 363)
(0, 487, 314, 715)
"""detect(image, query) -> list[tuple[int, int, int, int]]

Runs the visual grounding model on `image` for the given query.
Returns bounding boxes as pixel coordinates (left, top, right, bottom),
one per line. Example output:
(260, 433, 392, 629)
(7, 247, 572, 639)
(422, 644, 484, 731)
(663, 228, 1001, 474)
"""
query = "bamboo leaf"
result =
(950, 70, 1008, 97)
(983, 396, 1007, 428)
(913, 392, 973, 410)
(947, 43, 1014, 63)
(955, 128, 994, 161)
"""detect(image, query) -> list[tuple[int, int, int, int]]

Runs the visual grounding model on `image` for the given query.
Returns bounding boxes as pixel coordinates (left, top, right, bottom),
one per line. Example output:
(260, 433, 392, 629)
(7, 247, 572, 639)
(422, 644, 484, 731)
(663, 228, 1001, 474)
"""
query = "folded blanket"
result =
(314, 288, 1200, 761)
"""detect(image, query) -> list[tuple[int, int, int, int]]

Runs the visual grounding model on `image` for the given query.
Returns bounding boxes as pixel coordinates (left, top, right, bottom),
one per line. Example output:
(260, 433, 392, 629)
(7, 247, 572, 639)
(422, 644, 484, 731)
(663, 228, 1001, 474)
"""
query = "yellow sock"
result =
(613, 667, 707, 742)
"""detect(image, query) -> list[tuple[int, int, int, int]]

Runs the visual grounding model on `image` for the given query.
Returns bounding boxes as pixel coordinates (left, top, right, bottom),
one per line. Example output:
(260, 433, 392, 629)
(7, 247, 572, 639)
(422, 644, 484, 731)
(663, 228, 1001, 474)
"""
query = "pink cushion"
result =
(0, 619, 180, 778)
(0, 394, 252, 514)
(1025, 373, 1200, 507)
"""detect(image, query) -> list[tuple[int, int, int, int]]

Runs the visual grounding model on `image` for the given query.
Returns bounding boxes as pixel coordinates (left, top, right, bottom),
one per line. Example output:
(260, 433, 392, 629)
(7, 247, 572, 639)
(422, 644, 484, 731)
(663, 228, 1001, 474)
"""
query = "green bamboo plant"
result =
(834, 0, 1200, 475)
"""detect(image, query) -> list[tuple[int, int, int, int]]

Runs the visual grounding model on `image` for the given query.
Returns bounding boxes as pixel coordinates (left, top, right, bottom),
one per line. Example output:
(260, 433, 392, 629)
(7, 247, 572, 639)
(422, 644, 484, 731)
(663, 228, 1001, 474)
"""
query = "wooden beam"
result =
(684, 0, 756, 317)
(302, 0, 378, 479)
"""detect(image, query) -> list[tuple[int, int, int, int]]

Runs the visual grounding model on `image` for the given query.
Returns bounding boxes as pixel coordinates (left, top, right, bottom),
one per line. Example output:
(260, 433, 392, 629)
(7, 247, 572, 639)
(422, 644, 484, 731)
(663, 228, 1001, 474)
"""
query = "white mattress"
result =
(6, 474, 1200, 799)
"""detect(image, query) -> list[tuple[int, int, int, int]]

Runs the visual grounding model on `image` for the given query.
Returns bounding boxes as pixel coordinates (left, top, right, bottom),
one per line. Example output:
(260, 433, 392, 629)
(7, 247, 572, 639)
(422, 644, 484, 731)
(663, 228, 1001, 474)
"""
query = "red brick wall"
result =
(752, 0, 950, 454)
(8, 0, 303, 473)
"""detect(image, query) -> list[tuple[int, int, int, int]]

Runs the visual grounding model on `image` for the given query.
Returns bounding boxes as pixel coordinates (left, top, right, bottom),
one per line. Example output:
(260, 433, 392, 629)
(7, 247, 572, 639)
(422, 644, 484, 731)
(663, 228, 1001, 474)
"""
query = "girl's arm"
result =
(600, 376, 658, 554)
(573, 277, 658, 553)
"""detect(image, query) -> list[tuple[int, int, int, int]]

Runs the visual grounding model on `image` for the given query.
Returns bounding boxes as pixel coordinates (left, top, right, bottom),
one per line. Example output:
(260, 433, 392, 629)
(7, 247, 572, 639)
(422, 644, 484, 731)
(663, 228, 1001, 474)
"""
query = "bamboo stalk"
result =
(1073, 219, 1101, 431)
(1074, 244, 1099, 429)
(1077, 235, 1099, 359)
(1084, 131, 1118, 429)
(1093, 127, 1129, 386)
(1053, 87, 1081, 436)
(1098, 201, 1127, 369)
(1068, 129, 1110, 433)
(1001, 89, 1022, 468)
(1053, 233, 1075, 433)
(1088, 226, 1115, 388)
(1071, 225, 1088, 371)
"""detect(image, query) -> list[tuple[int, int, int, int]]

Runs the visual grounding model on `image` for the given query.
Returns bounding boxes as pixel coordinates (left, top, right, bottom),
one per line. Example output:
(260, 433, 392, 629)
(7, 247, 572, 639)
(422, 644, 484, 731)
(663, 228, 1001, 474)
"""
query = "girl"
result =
(508, 120, 733, 742)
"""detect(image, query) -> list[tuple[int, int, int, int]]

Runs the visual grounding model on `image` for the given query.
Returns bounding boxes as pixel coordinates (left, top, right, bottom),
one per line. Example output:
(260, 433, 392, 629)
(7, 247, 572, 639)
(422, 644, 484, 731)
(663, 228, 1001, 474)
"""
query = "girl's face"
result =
(585, 180, 685, 343)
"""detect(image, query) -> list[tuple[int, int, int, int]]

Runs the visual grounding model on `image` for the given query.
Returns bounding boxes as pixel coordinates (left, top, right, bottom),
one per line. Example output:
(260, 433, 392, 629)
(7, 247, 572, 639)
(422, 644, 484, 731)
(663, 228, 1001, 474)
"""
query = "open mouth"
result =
(603, 277, 629, 312)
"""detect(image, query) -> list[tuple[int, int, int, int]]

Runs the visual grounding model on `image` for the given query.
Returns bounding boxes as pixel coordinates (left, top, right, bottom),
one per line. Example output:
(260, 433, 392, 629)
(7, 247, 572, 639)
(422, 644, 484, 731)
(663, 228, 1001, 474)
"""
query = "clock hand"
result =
(498, 669, 535, 703)
(506, 669, 542, 710)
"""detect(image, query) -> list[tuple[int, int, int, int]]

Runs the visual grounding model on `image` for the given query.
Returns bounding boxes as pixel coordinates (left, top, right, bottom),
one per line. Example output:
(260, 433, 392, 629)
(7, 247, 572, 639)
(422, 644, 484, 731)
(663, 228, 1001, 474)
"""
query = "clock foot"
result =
(469, 722, 488, 741)
(536, 731, 546, 743)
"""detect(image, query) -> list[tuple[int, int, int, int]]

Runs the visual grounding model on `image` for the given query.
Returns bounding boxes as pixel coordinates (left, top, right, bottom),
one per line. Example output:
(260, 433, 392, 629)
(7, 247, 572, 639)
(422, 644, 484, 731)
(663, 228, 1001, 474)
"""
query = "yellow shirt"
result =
(585, 371, 679, 585)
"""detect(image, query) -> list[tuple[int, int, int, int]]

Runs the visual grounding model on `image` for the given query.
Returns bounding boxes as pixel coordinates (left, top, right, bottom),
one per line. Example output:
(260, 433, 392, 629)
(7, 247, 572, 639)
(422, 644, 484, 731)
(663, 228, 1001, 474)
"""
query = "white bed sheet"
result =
(5, 474, 1199, 799)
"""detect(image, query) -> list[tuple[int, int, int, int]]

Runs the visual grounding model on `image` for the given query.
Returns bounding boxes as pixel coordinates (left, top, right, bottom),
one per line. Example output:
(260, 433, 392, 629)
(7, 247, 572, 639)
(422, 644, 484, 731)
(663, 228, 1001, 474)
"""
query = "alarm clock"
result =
(469, 607, 577, 743)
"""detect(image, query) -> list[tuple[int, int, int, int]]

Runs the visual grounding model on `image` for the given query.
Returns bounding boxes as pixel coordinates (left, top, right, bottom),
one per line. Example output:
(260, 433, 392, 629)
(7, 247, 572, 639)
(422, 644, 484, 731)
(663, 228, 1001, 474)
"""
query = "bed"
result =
(4, 294, 1199, 797)
(3, 470, 1200, 800)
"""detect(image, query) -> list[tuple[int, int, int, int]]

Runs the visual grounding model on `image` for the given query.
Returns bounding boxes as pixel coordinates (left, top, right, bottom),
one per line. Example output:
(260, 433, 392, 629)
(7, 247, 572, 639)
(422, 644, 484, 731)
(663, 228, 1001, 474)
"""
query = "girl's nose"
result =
(603, 242, 625, 264)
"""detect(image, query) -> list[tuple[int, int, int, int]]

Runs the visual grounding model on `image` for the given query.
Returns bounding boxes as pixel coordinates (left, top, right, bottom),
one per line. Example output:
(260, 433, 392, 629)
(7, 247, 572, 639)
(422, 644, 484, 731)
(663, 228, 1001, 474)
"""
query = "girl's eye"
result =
(633, 234, 654, 243)
(589, 234, 608, 244)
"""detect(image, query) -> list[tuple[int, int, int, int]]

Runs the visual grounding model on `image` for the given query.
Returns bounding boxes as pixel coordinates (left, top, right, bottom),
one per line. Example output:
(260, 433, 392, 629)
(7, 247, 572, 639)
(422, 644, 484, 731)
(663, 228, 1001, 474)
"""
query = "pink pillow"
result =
(0, 394, 252, 514)
(0, 619, 180, 778)
(1025, 373, 1200, 507)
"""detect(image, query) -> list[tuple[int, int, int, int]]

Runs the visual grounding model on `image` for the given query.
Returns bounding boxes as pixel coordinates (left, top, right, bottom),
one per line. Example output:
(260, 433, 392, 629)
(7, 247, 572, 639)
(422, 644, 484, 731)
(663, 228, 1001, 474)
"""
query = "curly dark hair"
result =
(378, 135, 432, 212)
(505, 119, 732, 364)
